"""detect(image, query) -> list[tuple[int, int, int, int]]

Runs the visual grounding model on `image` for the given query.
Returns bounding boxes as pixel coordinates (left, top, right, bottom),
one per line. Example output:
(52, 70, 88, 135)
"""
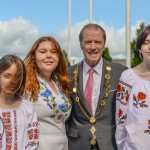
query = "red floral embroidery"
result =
(144, 119, 150, 134)
(148, 120, 150, 126)
(117, 109, 127, 124)
(137, 92, 147, 101)
(2, 112, 7, 117)
(118, 109, 123, 117)
(117, 84, 123, 92)
(29, 135, 33, 140)
(133, 92, 148, 109)
(25, 122, 39, 148)
(1, 111, 14, 150)
(116, 84, 129, 106)
(125, 91, 129, 103)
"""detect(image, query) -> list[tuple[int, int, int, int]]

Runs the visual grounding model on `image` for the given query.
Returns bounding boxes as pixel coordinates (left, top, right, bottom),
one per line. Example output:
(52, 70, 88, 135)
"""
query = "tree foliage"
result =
(102, 47, 112, 62)
(63, 50, 71, 67)
(131, 22, 145, 67)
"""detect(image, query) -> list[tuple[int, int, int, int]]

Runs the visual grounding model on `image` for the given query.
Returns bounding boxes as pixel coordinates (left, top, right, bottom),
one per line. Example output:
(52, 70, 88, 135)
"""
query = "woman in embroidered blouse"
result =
(24, 36, 71, 150)
(0, 55, 39, 150)
(115, 25, 150, 150)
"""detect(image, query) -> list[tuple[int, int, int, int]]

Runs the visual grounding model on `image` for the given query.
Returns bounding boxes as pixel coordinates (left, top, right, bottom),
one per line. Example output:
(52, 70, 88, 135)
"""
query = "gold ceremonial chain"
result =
(73, 63, 111, 146)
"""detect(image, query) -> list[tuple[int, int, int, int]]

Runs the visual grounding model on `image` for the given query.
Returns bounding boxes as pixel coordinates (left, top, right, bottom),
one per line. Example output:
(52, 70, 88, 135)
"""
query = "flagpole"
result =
(126, 0, 131, 68)
(68, 0, 71, 62)
(89, 0, 92, 23)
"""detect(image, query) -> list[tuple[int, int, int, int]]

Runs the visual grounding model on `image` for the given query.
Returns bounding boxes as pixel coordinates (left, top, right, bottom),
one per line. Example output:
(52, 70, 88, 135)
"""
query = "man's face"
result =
(80, 28, 105, 67)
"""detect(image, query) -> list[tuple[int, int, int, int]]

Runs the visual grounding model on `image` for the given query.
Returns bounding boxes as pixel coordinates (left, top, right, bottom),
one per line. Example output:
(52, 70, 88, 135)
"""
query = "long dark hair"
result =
(136, 25, 150, 51)
(0, 55, 26, 98)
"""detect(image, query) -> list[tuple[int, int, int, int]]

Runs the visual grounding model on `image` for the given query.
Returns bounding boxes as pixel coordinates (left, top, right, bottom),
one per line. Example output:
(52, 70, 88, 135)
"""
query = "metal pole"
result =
(89, 0, 92, 23)
(68, 0, 71, 62)
(126, 0, 131, 68)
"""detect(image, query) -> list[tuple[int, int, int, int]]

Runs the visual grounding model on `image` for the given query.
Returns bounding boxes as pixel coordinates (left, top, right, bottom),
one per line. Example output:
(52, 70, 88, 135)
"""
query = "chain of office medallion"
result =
(73, 63, 111, 122)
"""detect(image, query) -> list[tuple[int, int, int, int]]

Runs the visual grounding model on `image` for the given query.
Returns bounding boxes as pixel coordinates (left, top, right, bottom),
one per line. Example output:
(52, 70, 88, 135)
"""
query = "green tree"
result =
(63, 50, 71, 67)
(131, 22, 145, 67)
(102, 47, 112, 62)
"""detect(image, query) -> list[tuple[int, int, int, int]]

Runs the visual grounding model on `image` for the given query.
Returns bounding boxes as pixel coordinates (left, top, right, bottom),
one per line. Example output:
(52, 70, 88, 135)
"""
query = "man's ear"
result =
(102, 46, 105, 52)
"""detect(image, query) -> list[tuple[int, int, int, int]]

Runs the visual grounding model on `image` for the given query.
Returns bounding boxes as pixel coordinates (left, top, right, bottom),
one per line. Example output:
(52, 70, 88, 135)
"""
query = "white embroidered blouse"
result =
(0, 99, 39, 150)
(32, 74, 71, 150)
(115, 68, 150, 150)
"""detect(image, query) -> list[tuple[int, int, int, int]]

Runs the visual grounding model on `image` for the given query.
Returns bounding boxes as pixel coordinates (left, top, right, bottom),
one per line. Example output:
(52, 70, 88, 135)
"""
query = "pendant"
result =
(73, 87, 77, 93)
(76, 96, 80, 102)
(105, 81, 110, 88)
(100, 100, 106, 106)
(106, 66, 111, 71)
(105, 74, 110, 79)
(90, 125, 96, 135)
(0, 117, 4, 138)
(90, 116, 96, 124)
(90, 138, 96, 145)
(104, 92, 109, 98)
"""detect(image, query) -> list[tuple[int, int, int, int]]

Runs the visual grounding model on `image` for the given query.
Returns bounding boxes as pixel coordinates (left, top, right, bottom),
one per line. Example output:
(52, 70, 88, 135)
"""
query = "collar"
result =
(83, 58, 103, 75)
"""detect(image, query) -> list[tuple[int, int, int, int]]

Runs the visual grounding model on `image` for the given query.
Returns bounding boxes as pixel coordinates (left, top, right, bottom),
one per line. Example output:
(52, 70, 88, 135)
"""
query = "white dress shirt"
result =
(83, 58, 103, 115)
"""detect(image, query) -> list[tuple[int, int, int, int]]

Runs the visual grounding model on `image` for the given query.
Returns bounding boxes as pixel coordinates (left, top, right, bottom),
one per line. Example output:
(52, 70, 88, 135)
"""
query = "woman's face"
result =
(141, 33, 150, 62)
(0, 63, 17, 94)
(35, 41, 59, 77)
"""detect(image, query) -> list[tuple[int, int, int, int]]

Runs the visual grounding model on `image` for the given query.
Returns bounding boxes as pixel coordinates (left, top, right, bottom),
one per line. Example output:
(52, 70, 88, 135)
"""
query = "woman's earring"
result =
(139, 49, 143, 59)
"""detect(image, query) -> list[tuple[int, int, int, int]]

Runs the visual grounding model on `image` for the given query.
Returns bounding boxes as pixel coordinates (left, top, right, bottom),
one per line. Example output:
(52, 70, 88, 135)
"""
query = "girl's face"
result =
(0, 63, 17, 94)
(35, 41, 59, 77)
(141, 33, 150, 62)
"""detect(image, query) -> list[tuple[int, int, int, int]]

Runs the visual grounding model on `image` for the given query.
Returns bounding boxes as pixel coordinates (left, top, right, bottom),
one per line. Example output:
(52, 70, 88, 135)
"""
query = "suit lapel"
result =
(77, 62, 93, 116)
(95, 59, 108, 113)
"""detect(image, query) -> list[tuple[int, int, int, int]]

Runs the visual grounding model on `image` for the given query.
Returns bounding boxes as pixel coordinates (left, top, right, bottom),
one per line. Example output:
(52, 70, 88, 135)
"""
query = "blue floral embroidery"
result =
(40, 88, 52, 98)
(58, 104, 67, 111)
(38, 74, 71, 121)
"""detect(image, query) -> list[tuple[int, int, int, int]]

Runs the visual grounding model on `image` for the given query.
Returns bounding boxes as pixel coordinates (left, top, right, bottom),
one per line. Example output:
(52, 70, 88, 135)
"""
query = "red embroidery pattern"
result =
(2, 112, 13, 150)
(25, 122, 39, 148)
(116, 83, 130, 106)
(0, 124, 2, 149)
(133, 92, 148, 109)
(117, 109, 127, 124)
(13, 110, 18, 150)
(144, 119, 150, 134)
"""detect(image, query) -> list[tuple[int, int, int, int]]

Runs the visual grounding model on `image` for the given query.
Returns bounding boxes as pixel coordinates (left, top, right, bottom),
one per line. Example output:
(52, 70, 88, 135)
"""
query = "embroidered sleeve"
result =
(115, 80, 132, 150)
(25, 110, 39, 150)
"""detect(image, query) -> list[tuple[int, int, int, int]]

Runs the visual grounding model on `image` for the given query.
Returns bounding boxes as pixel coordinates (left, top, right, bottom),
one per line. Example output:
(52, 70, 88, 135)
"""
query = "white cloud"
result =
(0, 18, 149, 63)
(0, 17, 39, 59)
(60, 20, 122, 61)
(57, 20, 89, 60)
(57, 20, 150, 63)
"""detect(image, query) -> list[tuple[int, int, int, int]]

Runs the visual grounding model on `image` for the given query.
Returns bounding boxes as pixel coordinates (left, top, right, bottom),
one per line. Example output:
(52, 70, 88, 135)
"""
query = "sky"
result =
(0, 0, 149, 64)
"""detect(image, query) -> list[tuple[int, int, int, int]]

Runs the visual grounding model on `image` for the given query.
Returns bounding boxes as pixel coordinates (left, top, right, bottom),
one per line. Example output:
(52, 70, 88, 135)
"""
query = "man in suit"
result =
(66, 23, 128, 150)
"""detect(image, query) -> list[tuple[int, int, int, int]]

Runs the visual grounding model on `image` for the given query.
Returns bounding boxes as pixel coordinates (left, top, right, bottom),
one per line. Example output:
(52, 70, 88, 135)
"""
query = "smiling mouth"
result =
(89, 51, 98, 55)
(44, 62, 53, 64)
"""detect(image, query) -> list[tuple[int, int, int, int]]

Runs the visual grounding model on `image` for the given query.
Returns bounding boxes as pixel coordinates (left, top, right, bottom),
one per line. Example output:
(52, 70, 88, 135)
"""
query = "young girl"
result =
(115, 25, 150, 150)
(0, 55, 39, 150)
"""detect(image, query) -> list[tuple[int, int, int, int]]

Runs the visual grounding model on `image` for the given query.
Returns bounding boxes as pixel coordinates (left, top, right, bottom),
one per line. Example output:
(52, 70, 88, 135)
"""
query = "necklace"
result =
(73, 62, 111, 146)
